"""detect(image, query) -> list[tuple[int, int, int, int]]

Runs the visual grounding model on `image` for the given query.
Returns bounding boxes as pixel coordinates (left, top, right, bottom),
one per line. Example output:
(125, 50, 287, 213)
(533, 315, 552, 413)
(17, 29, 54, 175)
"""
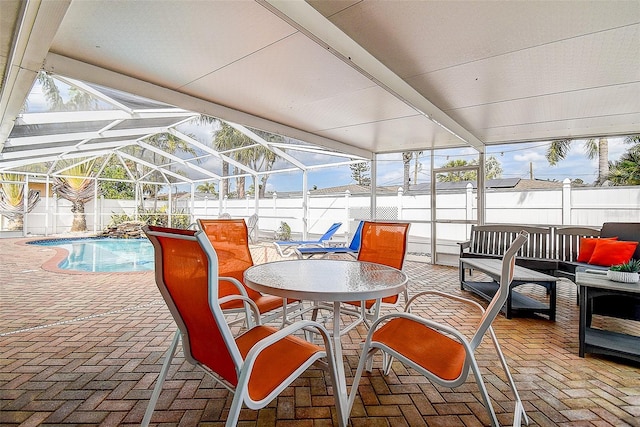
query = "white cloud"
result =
(513, 152, 545, 162)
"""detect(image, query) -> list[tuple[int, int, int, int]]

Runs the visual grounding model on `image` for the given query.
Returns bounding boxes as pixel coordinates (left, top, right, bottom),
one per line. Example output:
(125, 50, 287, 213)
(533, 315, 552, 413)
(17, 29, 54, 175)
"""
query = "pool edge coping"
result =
(17, 237, 153, 275)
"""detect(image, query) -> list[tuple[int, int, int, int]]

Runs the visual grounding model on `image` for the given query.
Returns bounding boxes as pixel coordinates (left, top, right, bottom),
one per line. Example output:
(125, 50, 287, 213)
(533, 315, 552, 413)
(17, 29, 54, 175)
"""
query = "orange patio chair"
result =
(142, 225, 343, 427)
(348, 231, 530, 427)
(197, 218, 300, 327)
(341, 221, 411, 326)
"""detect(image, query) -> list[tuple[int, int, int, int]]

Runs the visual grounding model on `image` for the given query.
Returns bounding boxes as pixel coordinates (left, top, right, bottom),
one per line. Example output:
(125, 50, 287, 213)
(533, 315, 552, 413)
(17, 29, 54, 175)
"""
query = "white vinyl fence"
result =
(3, 181, 639, 264)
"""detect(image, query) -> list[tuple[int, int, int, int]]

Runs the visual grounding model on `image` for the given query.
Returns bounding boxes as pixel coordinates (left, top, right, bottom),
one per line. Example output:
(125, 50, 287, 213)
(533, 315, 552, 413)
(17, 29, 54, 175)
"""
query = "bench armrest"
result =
(458, 240, 470, 256)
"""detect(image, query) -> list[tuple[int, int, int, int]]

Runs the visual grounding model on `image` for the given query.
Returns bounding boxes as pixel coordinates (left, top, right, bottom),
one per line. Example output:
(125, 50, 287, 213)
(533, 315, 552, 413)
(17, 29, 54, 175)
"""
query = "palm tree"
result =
(213, 123, 253, 198)
(436, 156, 503, 182)
(196, 182, 218, 195)
(234, 147, 255, 199)
(0, 174, 41, 230)
(37, 72, 99, 111)
(134, 132, 197, 211)
(247, 130, 280, 198)
(546, 138, 609, 185)
(213, 123, 281, 199)
(53, 161, 97, 232)
(606, 135, 640, 185)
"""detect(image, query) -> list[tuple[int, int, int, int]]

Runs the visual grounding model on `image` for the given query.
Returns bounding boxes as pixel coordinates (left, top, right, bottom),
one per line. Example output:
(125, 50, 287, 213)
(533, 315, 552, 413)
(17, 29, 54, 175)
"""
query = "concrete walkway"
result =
(1, 237, 639, 426)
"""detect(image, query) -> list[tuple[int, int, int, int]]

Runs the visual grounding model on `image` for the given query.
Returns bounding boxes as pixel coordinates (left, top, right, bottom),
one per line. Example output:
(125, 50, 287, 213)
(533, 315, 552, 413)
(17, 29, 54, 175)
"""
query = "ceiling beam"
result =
(0, 140, 132, 160)
(117, 151, 191, 184)
(7, 126, 181, 147)
(228, 122, 307, 170)
(169, 128, 255, 176)
(137, 141, 222, 181)
(0, 148, 115, 171)
(259, 0, 485, 153)
(0, 0, 71, 151)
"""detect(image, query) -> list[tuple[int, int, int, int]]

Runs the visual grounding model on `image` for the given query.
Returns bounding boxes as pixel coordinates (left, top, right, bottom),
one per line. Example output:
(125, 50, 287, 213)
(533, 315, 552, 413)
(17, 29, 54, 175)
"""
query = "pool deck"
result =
(1, 236, 639, 426)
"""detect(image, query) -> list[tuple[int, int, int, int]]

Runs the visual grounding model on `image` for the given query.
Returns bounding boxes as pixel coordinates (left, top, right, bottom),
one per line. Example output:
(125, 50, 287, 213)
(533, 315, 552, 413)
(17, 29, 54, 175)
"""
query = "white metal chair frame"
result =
(142, 228, 344, 427)
(246, 213, 259, 243)
(348, 231, 530, 427)
(195, 218, 304, 328)
(307, 222, 411, 336)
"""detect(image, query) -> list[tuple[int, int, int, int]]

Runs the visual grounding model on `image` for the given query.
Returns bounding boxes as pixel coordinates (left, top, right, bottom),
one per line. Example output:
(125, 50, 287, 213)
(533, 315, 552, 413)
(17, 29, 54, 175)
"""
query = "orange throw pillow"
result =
(577, 237, 617, 263)
(588, 240, 639, 267)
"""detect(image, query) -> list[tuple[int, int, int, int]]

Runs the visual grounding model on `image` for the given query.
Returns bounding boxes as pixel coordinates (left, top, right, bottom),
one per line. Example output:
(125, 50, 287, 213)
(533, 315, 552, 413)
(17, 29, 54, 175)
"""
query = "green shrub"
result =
(276, 221, 291, 241)
(109, 213, 132, 226)
(110, 208, 191, 229)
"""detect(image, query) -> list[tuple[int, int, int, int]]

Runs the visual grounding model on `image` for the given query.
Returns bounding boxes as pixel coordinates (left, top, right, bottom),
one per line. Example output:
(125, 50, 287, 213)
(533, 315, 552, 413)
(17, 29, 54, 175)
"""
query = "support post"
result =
(562, 178, 571, 225)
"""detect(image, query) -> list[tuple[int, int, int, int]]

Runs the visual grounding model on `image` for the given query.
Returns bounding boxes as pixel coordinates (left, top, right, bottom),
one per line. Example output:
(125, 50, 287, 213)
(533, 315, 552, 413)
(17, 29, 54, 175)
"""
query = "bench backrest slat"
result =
(553, 226, 601, 262)
(469, 225, 551, 258)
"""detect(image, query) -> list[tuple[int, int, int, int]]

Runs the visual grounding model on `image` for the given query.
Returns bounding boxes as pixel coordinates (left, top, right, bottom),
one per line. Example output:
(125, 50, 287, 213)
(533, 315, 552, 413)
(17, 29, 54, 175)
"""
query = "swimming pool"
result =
(29, 237, 154, 273)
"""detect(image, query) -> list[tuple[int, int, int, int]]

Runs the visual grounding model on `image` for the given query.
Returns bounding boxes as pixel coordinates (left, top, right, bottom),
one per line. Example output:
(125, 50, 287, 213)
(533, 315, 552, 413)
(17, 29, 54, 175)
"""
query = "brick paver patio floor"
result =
(1, 236, 639, 426)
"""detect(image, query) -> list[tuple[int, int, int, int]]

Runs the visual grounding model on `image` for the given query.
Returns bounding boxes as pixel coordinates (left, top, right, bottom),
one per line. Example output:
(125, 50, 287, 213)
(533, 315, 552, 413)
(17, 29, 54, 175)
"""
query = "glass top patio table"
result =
(244, 259, 408, 427)
(244, 258, 408, 302)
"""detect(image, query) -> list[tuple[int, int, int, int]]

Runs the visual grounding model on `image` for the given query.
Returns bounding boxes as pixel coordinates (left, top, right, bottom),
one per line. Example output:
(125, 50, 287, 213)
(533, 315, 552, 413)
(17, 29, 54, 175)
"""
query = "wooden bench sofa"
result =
(460, 222, 640, 281)
(459, 222, 640, 320)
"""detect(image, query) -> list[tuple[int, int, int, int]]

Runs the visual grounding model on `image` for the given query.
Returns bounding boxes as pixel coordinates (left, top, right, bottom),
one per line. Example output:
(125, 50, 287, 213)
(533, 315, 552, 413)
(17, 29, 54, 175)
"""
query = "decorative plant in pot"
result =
(607, 259, 640, 283)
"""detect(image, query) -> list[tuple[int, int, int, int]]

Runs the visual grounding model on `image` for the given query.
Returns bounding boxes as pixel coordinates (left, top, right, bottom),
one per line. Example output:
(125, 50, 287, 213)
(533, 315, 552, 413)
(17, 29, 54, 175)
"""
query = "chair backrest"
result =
(247, 213, 258, 228)
(219, 213, 232, 219)
(197, 219, 261, 300)
(357, 221, 410, 270)
(318, 222, 343, 241)
(348, 220, 365, 251)
(470, 231, 529, 350)
(246, 213, 259, 242)
(144, 225, 241, 386)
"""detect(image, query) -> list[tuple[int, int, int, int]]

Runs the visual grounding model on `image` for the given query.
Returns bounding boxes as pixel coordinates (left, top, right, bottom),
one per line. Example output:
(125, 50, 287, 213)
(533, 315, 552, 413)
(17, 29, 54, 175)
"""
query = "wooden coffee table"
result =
(460, 257, 558, 320)
(576, 271, 640, 363)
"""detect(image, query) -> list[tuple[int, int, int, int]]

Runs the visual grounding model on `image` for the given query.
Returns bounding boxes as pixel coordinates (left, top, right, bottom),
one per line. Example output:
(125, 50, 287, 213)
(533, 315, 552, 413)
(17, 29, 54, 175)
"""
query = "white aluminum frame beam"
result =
(260, 0, 485, 153)
(117, 151, 191, 184)
(0, 140, 136, 161)
(169, 129, 256, 176)
(137, 141, 222, 180)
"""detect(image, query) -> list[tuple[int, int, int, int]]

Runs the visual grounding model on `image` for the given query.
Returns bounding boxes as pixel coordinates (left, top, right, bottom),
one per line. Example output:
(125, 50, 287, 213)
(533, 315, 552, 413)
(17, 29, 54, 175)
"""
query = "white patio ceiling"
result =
(2, 0, 640, 174)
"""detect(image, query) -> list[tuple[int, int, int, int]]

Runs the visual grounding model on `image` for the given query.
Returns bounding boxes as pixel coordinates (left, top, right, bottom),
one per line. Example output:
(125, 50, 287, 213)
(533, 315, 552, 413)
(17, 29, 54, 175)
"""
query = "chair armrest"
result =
(370, 311, 473, 348)
(242, 320, 336, 368)
(219, 294, 261, 324)
(219, 276, 248, 296)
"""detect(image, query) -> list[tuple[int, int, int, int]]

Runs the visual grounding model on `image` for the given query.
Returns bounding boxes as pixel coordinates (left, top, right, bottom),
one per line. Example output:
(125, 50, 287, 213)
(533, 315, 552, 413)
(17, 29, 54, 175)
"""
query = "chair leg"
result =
(468, 357, 501, 427)
(141, 330, 181, 427)
(226, 387, 245, 427)
(382, 352, 394, 375)
(349, 345, 376, 412)
(365, 351, 375, 372)
(488, 328, 529, 426)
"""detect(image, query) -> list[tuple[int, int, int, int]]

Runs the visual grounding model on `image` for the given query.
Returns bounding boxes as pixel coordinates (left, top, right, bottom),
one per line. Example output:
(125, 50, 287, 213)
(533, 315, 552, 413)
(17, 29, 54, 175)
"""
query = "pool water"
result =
(30, 238, 154, 272)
